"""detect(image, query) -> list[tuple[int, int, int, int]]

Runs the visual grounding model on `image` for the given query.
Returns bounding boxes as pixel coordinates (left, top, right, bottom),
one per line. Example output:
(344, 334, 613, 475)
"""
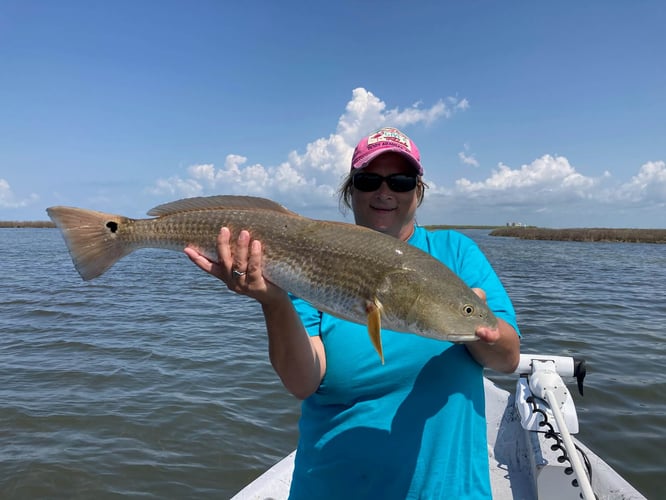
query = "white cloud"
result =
(146, 176, 202, 198)
(335, 89, 464, 144)
(455, 98, 470, 111)
(452, 155, 597, 204)
(0, 178, 39, 209)
(144, 88, 664, 227)
(458, 144, 479, 167)
(613, 160, 666, 206)
(417, 155, 666, 227)
(148, 88, 466, 210)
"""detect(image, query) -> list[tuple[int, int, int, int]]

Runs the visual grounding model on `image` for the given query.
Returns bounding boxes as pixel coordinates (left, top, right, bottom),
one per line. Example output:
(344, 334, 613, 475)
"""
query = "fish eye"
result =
(462, 304, 475, 316)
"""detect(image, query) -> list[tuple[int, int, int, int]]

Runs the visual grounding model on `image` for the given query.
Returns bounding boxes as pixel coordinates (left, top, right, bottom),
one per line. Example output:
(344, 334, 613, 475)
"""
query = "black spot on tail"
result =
(106, 221, 119, 233)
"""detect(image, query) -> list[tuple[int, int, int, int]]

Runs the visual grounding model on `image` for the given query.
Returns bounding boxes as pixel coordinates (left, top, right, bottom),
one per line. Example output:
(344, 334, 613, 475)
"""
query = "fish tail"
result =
(46, 206, 135, 281)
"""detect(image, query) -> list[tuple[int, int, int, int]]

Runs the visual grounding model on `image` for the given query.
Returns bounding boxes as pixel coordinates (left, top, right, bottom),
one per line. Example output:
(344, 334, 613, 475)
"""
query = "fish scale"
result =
(47, 195, 496, 363)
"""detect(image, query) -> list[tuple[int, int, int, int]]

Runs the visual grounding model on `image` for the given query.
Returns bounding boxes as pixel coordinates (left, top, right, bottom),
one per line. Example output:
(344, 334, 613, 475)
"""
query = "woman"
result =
(185, 127, 520, 499)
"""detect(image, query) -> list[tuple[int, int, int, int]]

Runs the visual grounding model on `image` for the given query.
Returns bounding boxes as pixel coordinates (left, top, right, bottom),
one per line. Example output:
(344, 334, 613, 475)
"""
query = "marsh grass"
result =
(490, 227, 666, 244)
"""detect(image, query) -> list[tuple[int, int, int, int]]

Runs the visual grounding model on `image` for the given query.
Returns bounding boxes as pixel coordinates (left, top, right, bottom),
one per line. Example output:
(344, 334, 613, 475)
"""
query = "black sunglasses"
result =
(352, 172, 418, 193)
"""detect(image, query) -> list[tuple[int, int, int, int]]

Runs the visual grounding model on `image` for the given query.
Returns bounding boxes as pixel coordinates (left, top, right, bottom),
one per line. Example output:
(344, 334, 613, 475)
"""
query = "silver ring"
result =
(232, 269, 246, 278)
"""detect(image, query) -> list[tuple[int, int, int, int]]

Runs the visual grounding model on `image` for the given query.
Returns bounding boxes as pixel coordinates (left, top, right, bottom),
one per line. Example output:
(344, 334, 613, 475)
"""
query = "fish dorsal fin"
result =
(147, 195, 297, 216)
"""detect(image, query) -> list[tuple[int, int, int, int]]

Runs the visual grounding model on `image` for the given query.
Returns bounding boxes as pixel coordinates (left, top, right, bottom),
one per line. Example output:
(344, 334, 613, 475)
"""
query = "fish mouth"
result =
(446, 333, 479, 342)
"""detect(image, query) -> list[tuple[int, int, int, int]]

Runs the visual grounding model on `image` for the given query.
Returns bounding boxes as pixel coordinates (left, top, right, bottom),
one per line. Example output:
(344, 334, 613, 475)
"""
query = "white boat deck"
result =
(233, 377, 646, 500)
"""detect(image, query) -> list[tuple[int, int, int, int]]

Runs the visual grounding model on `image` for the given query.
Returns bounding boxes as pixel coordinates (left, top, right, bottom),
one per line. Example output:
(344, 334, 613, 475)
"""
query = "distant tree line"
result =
(490, 227, 666, 244)
(425, 224, 500, 231)
(0, 221, 55, 228)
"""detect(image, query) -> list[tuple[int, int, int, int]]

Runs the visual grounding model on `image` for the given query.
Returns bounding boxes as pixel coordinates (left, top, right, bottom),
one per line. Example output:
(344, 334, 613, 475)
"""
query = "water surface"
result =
(1, 228, 663, 498)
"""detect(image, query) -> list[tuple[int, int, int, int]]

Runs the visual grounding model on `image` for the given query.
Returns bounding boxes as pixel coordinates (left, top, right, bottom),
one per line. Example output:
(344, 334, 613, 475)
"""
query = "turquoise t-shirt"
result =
(288, 227, 519, 500)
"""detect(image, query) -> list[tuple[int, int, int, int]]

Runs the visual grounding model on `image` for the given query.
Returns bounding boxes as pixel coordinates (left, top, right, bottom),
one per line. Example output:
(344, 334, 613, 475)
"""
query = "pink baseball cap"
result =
(351, 127, 423, 175)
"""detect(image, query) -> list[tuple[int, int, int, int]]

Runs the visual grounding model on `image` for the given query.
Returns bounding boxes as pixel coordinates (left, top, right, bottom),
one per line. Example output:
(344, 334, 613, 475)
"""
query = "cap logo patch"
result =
(367, 128, 412, 151)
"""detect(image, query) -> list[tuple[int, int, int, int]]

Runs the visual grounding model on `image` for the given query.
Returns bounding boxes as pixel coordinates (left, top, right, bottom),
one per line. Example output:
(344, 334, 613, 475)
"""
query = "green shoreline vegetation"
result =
(0, 221, 55, 228)
(425, 225, 499, 231)
(489, 226, 666, 244)
(2, 222, 664, 243)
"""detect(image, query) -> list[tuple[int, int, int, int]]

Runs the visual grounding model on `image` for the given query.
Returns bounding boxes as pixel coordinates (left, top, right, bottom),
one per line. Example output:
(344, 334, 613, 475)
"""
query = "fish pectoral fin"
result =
(365, 298, 384, 365)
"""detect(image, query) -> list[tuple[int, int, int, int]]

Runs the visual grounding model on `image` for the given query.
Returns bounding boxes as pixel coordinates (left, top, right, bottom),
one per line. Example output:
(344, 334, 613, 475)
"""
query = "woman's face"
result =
(351, 152, 420, 241)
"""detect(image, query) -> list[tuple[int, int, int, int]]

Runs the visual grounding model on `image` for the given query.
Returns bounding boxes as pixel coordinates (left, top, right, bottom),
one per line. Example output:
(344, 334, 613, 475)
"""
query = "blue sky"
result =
(1, 1, 665, 227)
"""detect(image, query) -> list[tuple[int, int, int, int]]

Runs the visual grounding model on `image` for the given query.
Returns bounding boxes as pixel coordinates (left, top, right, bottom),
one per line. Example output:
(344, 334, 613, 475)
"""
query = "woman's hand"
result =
(184, 227, 286, 305)
(465, 288, 520, 373)
(470, 288, 501, 344)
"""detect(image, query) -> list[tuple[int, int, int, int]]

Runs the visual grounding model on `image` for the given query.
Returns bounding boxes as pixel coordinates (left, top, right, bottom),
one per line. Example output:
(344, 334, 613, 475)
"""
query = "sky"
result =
(1, 1, 665, 228)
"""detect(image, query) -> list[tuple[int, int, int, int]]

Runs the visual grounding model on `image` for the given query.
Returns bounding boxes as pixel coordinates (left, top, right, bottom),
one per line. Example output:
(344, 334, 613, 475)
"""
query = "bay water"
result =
(1, 228, 664, 498)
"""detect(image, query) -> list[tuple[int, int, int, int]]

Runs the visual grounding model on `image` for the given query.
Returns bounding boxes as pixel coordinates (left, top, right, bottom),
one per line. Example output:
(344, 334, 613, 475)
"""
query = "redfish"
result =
(47, 195, 495, 362)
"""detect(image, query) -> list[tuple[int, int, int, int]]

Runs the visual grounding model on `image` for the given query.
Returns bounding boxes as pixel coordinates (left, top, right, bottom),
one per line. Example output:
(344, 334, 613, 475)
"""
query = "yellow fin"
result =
(366, 299, 385, 364)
